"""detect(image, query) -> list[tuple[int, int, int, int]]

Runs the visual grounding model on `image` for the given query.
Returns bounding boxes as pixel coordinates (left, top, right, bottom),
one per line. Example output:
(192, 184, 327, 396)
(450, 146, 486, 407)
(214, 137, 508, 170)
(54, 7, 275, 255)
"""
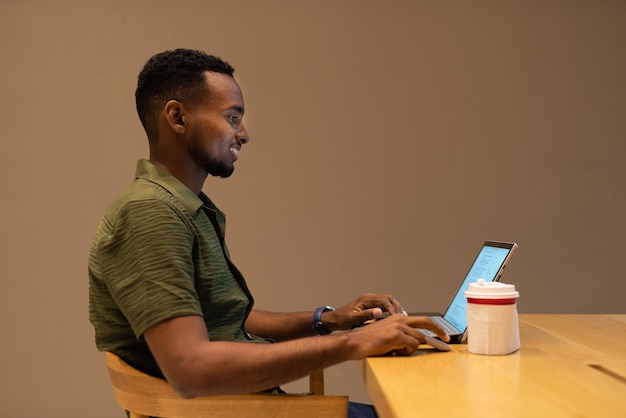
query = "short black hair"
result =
(135, 48, 235, 140)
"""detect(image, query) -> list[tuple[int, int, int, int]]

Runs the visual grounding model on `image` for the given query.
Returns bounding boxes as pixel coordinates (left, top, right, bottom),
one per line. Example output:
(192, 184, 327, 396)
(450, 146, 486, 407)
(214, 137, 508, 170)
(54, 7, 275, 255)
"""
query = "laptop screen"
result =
(443, 244, 513, 332)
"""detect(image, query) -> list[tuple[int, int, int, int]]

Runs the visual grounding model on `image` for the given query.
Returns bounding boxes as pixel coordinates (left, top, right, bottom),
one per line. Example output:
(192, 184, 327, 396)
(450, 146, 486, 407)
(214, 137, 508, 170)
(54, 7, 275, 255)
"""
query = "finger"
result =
(368, 307, 383, 319)
(396, 326, 428, 354)
(366, 293, 403, 315)
(353, 316, 426, 357)
(383, 294, 404, 315)
(409, 316, 451, 342)
(352, 307, 383, 325)
(392, 348, 411, 356)
(410, 327, 428, 344)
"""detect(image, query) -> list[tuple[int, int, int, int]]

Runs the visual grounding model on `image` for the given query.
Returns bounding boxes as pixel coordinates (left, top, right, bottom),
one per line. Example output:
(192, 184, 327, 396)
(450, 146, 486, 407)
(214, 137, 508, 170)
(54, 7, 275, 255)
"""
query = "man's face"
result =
(187, 72, 249, 178)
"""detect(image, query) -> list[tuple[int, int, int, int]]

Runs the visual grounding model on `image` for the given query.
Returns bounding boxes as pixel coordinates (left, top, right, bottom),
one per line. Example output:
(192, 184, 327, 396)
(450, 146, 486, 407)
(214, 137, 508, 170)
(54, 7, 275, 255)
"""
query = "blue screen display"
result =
(443, 245, 511, 332)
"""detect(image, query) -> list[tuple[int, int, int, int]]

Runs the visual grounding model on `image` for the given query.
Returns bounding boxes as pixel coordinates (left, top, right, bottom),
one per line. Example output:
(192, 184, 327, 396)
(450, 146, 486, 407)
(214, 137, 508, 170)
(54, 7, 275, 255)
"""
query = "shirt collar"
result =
(134, 159, 204, 217)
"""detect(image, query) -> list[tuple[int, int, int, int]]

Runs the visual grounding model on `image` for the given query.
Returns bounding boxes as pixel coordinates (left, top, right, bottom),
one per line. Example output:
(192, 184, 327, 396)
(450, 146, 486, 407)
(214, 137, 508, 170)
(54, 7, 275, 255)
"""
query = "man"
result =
(89, 49, 449, 417)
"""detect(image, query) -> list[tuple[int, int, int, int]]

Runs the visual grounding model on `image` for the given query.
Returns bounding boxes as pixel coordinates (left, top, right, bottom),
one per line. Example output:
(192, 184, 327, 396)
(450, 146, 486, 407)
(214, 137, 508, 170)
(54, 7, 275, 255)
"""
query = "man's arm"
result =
(246, 293, 407, 341)
(144, 313, 448, 398)
(245, 310, 317, 341)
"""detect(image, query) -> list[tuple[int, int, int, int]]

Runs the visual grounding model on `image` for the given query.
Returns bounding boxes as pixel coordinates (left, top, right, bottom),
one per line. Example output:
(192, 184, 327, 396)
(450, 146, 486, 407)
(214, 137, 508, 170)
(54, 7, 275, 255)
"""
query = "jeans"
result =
(349, 401, 378, 418)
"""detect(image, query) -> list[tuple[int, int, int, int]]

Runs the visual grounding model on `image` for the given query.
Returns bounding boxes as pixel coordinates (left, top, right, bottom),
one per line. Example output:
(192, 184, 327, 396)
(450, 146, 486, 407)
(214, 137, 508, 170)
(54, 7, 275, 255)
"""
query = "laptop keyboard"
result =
(431, 316, 459, 335)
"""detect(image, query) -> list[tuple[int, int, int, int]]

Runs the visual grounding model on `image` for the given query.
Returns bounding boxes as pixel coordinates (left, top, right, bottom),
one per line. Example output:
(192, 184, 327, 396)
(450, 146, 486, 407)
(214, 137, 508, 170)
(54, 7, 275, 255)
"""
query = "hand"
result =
(345, 315, 450, 358)
(324, 293, 407, 331)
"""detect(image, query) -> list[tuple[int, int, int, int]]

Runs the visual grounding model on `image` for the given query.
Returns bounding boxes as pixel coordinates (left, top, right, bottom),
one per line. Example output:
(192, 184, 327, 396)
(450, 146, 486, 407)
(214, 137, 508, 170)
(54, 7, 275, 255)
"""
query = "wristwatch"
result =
(312, 305, 335, 335)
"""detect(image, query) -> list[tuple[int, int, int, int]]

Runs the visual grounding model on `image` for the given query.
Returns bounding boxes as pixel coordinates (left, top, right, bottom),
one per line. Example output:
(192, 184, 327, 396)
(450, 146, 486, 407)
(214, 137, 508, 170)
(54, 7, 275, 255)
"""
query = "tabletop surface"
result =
(358, 314, 626, 418)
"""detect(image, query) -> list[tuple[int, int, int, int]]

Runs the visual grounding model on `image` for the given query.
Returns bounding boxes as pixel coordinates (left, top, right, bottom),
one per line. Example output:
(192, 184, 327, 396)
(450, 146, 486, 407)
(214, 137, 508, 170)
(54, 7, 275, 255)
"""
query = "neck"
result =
(149, 155, 207, 196)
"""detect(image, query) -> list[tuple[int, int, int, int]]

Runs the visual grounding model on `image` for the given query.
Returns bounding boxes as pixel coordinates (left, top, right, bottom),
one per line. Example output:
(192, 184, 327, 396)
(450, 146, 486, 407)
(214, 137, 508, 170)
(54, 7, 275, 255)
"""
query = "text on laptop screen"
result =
(443, 245, 512, 332)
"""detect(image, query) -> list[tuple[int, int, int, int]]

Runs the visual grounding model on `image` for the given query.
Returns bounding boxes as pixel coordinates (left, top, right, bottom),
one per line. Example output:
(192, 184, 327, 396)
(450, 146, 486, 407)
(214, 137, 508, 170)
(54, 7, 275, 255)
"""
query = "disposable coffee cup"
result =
(464, 279, 520, 355)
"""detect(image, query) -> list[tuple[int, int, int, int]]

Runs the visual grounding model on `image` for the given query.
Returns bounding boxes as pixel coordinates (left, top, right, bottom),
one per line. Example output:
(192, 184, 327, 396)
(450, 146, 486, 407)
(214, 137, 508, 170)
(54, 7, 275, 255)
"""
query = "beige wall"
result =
(1, 0, 624, 416)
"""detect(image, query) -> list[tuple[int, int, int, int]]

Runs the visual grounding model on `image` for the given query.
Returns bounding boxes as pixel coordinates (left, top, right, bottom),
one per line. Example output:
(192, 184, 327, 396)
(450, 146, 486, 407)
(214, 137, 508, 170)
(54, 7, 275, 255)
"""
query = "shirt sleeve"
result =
(97, 198, 202, 339)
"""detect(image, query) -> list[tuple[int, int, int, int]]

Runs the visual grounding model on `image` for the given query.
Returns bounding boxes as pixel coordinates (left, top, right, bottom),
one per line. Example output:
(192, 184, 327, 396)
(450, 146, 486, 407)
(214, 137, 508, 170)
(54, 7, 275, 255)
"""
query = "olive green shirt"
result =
(89, 159, 264, 377)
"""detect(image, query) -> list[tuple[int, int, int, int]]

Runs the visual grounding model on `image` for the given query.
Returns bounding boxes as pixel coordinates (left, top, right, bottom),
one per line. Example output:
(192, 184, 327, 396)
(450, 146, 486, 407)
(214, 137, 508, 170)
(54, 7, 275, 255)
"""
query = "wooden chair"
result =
(104, 352, 348, 418)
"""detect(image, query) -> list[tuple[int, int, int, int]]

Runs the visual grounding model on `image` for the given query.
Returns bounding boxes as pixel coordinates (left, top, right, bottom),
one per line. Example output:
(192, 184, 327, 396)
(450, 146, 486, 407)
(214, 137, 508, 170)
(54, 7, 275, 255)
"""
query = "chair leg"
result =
(309, 369, 325, 395)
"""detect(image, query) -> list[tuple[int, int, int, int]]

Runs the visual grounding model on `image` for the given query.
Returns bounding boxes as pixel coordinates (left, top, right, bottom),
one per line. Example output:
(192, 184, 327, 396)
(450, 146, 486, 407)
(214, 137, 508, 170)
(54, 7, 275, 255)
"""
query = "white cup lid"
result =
(464, 278, 519, 299)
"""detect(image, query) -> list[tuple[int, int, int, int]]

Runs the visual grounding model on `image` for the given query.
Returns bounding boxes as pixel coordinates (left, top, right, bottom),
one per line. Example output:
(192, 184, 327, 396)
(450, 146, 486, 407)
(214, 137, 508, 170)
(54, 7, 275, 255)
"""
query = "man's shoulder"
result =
(103, 179, 185, 222)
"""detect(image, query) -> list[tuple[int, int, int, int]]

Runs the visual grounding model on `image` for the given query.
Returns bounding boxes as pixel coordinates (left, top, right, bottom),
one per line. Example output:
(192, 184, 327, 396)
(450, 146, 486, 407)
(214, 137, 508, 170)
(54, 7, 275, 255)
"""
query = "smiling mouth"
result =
(230, 147, 239, 158)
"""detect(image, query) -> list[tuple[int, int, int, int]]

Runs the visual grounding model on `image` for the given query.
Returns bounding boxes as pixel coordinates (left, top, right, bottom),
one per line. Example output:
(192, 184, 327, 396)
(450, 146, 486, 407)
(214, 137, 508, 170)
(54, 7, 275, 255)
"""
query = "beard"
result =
(189, 133, 235, 178)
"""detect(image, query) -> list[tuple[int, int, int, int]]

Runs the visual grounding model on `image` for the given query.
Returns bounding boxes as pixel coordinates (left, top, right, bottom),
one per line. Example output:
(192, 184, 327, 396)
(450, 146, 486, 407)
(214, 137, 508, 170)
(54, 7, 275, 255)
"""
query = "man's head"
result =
(135, 49, 249, 182)
(135, 49, 235, 141)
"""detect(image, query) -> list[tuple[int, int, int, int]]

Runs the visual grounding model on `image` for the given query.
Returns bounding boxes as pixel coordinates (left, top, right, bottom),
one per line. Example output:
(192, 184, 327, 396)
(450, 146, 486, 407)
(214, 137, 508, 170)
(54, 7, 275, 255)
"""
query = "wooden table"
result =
(358, 314, 626, 418)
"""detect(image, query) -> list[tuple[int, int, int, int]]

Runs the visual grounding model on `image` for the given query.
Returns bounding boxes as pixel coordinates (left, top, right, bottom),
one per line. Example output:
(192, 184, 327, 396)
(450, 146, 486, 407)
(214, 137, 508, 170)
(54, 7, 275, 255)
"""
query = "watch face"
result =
(313, 306, 334, 335)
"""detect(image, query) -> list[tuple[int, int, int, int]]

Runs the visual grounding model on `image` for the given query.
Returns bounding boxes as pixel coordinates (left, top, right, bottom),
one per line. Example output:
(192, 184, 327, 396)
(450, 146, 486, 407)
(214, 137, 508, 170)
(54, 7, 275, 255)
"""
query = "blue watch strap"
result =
(312, 306, 335, 335)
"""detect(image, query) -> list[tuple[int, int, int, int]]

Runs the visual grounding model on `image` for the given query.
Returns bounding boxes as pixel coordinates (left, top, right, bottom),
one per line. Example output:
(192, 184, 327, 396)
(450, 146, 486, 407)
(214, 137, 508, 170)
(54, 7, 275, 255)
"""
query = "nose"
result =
(236, 122, 250, 144)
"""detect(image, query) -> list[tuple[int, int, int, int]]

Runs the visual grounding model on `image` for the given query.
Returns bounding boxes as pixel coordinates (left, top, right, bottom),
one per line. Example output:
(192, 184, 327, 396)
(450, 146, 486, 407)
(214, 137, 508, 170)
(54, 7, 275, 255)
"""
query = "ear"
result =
(163, 100, 188, 134)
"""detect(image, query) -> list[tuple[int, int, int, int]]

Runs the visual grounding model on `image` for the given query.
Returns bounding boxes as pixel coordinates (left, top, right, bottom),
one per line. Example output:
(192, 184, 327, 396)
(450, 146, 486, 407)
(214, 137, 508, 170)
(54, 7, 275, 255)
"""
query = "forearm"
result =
(163, 334, 353, 397)
(246, 309, 320, 341)
(145, 315, 357, 398)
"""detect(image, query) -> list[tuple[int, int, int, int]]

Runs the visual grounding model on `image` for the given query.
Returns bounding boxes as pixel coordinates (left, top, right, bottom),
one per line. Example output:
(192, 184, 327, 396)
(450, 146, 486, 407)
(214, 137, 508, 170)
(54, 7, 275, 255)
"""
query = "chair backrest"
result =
(104, 352, 348, 418)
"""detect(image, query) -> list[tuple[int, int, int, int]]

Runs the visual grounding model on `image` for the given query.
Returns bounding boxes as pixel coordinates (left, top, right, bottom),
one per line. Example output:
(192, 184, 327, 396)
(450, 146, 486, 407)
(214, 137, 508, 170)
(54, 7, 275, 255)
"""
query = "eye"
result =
(227, 114, 240, 126)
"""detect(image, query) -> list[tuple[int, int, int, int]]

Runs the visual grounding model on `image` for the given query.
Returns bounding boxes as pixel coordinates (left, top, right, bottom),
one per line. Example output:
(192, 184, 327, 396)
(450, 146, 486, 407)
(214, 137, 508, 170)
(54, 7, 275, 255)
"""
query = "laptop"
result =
(417, 240, 518, 343)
